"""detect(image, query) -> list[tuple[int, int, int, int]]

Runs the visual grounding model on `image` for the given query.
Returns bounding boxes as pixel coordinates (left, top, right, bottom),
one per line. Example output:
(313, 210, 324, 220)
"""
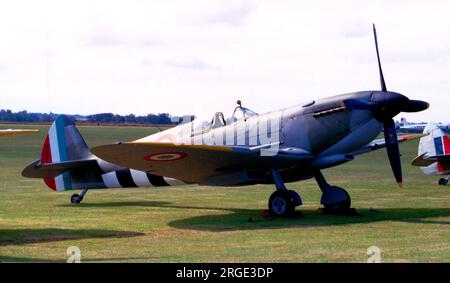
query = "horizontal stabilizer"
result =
(22, 159, 100, 178)
(411, 153, 450, 167)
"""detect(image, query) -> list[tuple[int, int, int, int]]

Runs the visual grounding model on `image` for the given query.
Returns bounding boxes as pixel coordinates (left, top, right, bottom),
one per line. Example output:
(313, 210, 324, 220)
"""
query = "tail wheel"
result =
(70, 194, 83, 204)
(439, 178, 448, 186)
(268, 191, 295, 217)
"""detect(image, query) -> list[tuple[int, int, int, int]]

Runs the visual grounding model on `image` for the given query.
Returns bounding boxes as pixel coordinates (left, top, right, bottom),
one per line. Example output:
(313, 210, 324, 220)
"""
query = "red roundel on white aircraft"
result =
(144, 152, 187, 162)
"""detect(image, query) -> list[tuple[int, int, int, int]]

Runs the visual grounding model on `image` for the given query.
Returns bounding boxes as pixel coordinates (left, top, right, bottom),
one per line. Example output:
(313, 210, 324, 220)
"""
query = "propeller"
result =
(372, 24, 403, 188)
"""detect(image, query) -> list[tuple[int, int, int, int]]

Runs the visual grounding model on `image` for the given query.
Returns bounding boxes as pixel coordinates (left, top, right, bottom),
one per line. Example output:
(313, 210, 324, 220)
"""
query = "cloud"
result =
(84, 29, 162, 47)
(161, 58, 217, 70)
(185, 1, 255, 26)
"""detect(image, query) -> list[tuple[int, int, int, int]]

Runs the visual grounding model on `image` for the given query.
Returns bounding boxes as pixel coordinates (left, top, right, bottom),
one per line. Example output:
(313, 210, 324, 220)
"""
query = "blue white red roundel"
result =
(144, 152, 187, 162)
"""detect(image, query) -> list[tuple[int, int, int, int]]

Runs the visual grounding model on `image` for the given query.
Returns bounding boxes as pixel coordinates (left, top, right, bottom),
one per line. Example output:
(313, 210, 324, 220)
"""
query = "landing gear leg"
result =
(438, 176, 449, 186)
(268, 169, 302, 217)
(70, 188, 88, 204)
(314, 171, 353, 215)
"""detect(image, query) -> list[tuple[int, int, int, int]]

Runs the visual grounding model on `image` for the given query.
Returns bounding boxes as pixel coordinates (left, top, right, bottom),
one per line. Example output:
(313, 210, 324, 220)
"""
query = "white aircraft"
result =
(398, 118, 450, 133)
(0, 129, 39, 137)
(412, 122, 450, 185)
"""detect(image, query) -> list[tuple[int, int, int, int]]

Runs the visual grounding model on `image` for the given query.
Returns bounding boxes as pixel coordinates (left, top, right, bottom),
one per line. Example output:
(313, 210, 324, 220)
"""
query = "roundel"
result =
(144, 152, 187, 162)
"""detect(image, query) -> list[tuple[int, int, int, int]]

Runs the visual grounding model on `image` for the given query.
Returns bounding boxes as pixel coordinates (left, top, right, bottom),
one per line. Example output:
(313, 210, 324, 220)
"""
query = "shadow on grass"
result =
(57, 201, 171, 208)
(0, 255, 167, 263)
(59, 201, 450, 232)
(0, 228, 144, 246)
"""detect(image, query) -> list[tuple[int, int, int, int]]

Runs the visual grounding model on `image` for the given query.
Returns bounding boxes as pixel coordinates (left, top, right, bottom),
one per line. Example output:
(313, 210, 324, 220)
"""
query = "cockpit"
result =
(229, 100, 258, 123)
(192, 100, 258, 135)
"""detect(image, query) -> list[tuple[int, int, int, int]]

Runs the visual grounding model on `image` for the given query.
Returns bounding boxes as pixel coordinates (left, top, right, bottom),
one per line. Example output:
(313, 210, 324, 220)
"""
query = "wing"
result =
(91, 142, 313, 183)
(0, 129, 39, 136)
(349, 134, 426, 156)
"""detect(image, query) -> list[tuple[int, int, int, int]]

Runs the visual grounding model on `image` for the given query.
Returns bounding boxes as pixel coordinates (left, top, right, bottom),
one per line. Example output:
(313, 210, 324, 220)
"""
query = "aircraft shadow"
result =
(57, 201, 171, 208)
(166, 207, 450, 232)
(0, 228, 144, 246)
(0, 255, 167, 263)
(57, 201, 450, 232)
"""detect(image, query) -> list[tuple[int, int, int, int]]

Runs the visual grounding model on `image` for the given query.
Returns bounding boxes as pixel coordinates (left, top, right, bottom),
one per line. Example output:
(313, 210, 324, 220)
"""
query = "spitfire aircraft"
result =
(22, 25, 429, 216)
(412, 122, 450, 185)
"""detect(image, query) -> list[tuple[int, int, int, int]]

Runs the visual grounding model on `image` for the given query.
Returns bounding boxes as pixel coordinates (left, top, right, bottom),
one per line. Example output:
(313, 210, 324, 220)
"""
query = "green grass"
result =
(0, 124, 449, 262)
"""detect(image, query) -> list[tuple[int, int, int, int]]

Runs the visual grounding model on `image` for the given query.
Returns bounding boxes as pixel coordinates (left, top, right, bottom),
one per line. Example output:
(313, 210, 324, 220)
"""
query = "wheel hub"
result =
(271, 196, 287, 215)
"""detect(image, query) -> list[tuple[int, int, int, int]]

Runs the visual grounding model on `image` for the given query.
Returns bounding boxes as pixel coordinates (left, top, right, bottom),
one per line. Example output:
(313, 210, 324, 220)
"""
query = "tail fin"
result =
(40, 116, 91, 190)
(419, 122, 450, 157)
(416, 122, 450, 175)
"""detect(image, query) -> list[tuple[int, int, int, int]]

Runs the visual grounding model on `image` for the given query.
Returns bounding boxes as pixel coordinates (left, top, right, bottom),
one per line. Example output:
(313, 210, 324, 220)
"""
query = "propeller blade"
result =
(402, 100, 430, 113)
(384, 119, 403, 187)
(373, 24, 387, 92)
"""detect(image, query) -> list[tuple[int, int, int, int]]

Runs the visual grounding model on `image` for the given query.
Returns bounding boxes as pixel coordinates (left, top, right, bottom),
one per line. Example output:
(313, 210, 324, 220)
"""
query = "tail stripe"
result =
(147, 174, 170, 186)
(130, 169, 152, 187)
(434, 137, 444, 155)
(55, 117, 69, 161)
(443, 135, 450, 155)
(101, 171, 123, 188)
(49, 125, 61, 162)
(116, 169, 138, 188)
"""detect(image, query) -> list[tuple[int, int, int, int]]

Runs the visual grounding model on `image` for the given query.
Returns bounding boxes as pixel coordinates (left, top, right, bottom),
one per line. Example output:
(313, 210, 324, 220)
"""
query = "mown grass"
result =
(0, 124, 449, 262)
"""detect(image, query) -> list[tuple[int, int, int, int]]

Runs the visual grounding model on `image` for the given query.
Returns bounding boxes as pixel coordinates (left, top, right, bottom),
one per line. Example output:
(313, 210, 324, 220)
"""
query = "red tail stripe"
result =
(41, 134, 56, 191)
(442, 135, 450, 155)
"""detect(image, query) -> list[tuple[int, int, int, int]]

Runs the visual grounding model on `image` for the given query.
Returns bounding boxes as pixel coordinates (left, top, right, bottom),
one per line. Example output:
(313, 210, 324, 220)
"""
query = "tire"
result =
(321, 186, 351, 214)
(439, 178, 448, 186)
(268, 191, 295, 217)
(71, 194, 82, 204)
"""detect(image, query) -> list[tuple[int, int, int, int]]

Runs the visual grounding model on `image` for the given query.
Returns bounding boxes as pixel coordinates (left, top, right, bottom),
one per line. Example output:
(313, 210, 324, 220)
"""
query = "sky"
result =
(1, 0, 449, 122)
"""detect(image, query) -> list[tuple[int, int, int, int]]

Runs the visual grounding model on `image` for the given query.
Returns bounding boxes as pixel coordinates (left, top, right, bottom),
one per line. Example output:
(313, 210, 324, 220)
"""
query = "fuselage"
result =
(134, 91, 386, 183)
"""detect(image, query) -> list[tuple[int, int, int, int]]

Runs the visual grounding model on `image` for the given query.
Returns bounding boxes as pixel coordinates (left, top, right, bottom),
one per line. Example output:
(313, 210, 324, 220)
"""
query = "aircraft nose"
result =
(371, 91, 410, 122)
(370, 91, 409, 105)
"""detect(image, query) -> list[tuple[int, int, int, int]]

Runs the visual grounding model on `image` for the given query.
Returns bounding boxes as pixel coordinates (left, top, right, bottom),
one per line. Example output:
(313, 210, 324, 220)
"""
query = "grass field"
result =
(0, 123, 449, 263)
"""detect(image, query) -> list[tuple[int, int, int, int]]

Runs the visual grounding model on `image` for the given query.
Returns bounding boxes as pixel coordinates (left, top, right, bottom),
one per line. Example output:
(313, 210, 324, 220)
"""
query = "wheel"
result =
(70, 194, 83, 204)
(439, 178, 448, 185)
(321, 186, 351, 214)
(268, 191, 295, 217)
(323, 199, 351, 214)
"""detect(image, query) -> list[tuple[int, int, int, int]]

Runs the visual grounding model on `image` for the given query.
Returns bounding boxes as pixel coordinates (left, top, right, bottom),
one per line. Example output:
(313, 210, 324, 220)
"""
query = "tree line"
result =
(0, 109, 177, 125)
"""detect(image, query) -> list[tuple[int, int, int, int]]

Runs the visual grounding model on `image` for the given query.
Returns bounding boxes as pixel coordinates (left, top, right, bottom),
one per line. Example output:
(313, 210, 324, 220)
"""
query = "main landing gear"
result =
(438, 176, 449, 186)
(70, 188, 89, 204)
(314, 171, 353, 214)
(268, 169, 354, 217)
(268, 170, 302, 217)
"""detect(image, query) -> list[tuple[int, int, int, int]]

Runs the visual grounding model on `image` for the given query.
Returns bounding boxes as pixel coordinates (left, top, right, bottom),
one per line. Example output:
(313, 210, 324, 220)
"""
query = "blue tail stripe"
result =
(434, 137, 444, 155)
(55, 117, 71, 190)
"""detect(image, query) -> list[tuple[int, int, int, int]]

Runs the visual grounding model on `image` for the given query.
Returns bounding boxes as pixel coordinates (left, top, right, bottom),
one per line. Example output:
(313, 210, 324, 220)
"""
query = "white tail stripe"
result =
(130, 169, 152, 187)
(55, 175, 65, 191)
(163, 177, 186, 186)
(48, 125, 61, 162)
(102, 172, 122, 188)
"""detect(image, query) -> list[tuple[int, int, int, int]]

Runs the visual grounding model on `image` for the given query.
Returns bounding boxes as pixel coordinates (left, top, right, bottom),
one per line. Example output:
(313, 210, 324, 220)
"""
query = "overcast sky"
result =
(1, 0, 449, 122)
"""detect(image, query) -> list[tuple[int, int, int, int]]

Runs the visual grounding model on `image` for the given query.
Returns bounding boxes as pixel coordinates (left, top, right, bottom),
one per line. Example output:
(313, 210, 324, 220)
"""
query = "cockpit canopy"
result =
(189, 102, 258, 135)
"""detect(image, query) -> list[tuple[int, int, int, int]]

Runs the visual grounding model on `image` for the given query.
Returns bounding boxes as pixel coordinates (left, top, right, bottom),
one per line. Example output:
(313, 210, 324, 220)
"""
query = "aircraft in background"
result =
(397, 118, 450, 133)
(22, 25, 429, 216)
(0, 129, 39, 136)
(412, 122, 450, 185)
